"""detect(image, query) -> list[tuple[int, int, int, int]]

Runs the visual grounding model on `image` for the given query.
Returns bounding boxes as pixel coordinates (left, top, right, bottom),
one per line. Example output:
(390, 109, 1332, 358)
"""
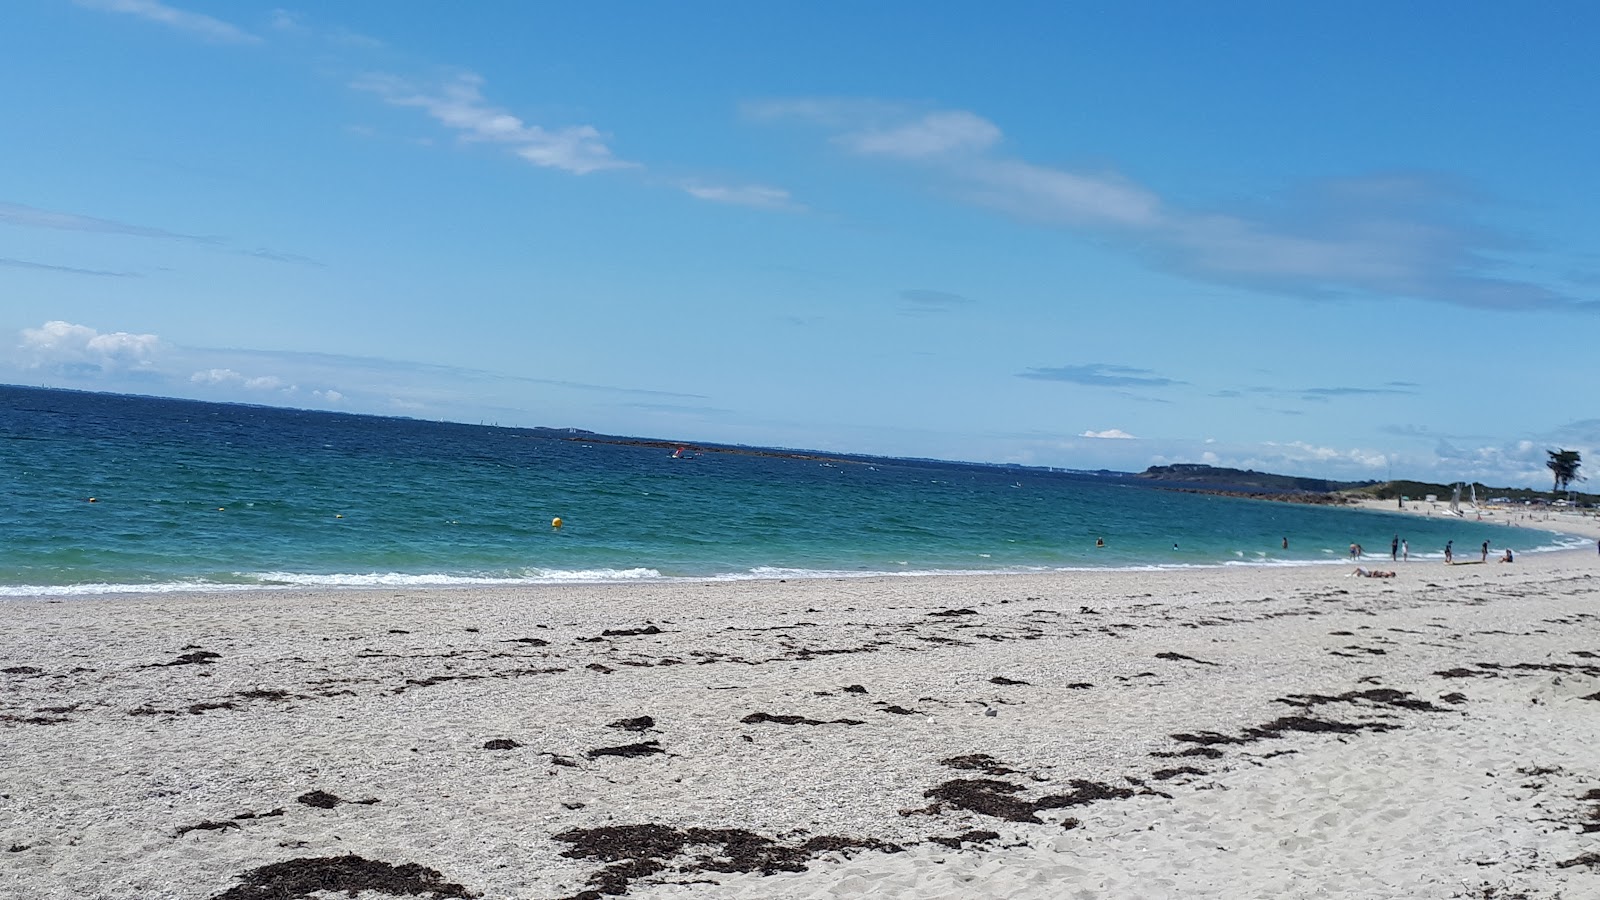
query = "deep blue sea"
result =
(0, 385, 1580, 597)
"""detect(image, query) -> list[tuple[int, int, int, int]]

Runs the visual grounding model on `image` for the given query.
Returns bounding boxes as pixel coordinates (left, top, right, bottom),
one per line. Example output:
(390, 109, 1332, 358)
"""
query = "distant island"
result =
(1136, 464, 1597, 506)
(1131, 465, 1359, 505)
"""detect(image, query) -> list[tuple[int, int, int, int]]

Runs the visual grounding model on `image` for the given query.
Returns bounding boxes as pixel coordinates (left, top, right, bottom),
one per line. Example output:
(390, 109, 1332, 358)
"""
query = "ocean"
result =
(0, 385, 1577, 597)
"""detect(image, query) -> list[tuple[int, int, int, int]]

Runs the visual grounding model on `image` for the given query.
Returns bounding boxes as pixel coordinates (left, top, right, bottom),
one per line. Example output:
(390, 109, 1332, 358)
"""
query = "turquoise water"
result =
(0, 386, 1577, 596)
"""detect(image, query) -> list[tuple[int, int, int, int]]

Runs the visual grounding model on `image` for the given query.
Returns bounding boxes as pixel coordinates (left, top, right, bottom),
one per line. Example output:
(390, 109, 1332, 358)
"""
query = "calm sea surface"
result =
(0, 386, 1578, 596)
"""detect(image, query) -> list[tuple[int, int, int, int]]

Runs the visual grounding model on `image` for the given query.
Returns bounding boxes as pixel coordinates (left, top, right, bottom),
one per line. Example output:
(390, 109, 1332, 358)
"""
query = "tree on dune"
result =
(1546, 448, 1583, 494)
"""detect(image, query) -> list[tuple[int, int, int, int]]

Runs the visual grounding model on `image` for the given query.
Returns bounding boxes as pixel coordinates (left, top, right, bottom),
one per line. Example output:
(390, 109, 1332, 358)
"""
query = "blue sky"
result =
(3, 1, 1596, 487)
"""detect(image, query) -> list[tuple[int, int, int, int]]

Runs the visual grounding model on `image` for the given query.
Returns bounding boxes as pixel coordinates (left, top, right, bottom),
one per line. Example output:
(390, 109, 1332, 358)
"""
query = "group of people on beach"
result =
(1340, 533, 1518, 570)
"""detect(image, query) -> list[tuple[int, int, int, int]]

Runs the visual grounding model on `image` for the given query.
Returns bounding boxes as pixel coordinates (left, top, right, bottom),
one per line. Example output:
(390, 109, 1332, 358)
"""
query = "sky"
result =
(2, 2, 1597, 488)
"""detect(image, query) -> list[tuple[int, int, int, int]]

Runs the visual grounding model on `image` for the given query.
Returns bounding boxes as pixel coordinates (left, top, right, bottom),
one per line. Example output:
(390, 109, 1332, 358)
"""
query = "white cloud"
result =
(354, 72, 633, 175)
(1081, 428, 1137, 440)
(75, 0, 259, 44)
(758, 100, 1596, 313)
(313, 389, 344, 403)
(680, 182, 798, 210)
(191, 367, 244, 385)
(21, 320, 161, 373)
(1253, 441, 1390, 470)
(190, 368, 289, 391)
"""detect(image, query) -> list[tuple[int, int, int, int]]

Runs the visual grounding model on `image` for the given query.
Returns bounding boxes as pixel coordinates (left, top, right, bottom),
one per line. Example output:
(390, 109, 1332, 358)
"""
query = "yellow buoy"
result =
(552, 517, 563, 529)
(335, 514, 344, 519)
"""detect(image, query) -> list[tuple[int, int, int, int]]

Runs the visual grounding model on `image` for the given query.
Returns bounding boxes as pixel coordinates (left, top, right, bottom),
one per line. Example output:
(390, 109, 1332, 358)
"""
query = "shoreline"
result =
(3, 507, 1592, 601)
(3, 546, 1598, 898)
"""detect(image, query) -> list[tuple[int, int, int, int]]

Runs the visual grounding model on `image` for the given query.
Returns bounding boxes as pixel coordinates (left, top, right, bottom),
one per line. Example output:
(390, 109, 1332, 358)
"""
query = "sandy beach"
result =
(4, 512, 1600, 899)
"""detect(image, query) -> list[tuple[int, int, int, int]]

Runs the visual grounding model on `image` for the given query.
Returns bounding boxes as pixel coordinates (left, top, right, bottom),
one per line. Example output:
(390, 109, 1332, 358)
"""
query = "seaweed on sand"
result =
(552, 824, 899, 899)
(207, 854, 474, 900)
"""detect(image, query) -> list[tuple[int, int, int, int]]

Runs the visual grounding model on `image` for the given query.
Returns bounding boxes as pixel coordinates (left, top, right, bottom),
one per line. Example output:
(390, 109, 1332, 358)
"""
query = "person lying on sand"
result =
(1351, 567, 1397, 578)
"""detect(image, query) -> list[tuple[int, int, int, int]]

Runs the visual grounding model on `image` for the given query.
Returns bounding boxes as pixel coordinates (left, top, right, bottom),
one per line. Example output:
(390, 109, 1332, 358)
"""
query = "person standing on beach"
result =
(1402, 539, 1409, 561)
(1481, 540, 1490, 562)
(1391, 535, 1399, 561)
(1445, 540, 1454, 564)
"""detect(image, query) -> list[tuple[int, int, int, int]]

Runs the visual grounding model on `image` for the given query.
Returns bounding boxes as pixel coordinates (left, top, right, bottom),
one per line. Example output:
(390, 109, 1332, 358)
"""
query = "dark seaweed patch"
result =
(1155, 652, 1219, 666)
(587, 741, 664, 759)
(0, 713, 69, 725)
(151, 651, 221, 667)
(296, 790, 344, 809)
(927, 830, 1000, 849)
(1150, 746, 1225, 760)
(394, 674, 484, 694)
(607, 716, 655, 732)
(940, 754, 1020, 777)
(989, 676, 1030, 686)
(740, 712, 864, 726)
(482, 739, 521, 750)
(234, 689, 293, 702)
(922, 777, 1132, 824)
(1276, 688, 1449, 714)
(176, 819, 241, 837)
(601, 626, 663, 638)
(928, 609, 977, 617)
(553, 824, 899, 899)
(207, 854, 474, 900)
(923, 780, 1035, 822)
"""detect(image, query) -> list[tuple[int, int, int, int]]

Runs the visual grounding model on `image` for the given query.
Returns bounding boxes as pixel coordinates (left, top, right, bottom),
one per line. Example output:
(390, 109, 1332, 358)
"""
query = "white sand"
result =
(3, 536, 1599, 899)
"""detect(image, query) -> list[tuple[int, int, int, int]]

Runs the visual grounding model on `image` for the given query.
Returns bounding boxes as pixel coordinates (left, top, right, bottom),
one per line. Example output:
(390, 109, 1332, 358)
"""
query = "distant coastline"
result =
(1152, 486, 1352, 505)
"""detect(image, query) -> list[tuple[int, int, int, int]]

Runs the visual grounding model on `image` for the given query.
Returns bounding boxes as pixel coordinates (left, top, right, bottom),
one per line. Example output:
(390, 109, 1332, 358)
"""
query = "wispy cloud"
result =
(0, 201, 216, 243)
(898, 289, 974, 314)
(1552, 418, 1600, 445)
(353, 72, 634, 176)
(75, 0, 259, 44)
(239, 247, 325, 267)
(1081, 428, 1136, 439)
(0, 257, 139, 278)
(840, 111, 1001, 160)
(756, 99, 1598, 314)
(1019, 363, 1182, 388)
(680, 181, 798, 210)
(1300, 385, 1419, 399)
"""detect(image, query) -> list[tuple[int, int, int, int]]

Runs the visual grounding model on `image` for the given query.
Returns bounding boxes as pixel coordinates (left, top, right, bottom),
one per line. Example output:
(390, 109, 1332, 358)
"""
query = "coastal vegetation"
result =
(1547, 449, 1584, 494)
